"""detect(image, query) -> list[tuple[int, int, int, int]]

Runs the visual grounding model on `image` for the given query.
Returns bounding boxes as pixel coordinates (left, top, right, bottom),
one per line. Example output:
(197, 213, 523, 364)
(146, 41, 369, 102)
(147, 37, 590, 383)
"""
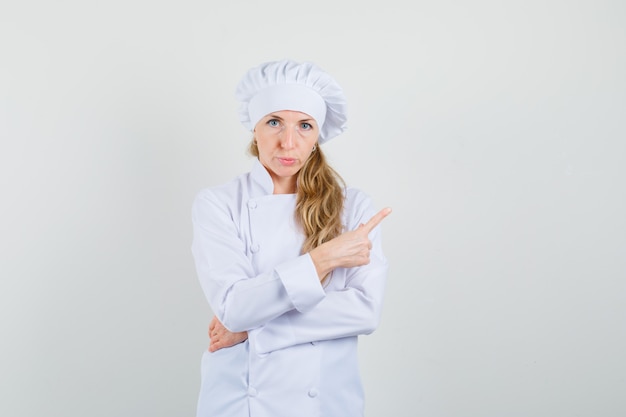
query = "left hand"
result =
(208, 316, 248, 352)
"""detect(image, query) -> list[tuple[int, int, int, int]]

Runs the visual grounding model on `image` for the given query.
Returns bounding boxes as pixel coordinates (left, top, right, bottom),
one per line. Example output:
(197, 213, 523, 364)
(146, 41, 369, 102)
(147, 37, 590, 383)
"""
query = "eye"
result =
(300, 122, 312, 130)
(267, 119, 280, 128)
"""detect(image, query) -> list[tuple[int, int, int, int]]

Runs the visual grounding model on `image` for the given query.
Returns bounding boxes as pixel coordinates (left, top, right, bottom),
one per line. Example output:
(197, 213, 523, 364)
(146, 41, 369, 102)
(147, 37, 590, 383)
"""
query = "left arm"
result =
(253, 223, 387, 354)
(209, 191, 389, 353)
(210, 231, 387, 353)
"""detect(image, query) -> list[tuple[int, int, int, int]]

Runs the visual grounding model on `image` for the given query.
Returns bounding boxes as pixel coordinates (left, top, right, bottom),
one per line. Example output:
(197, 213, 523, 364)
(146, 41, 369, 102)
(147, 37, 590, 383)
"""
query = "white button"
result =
(251, 243, 260, 253)
(248, 387, 257, 397)
(308, 388, 318, 398)
(247, 200, 257, 209)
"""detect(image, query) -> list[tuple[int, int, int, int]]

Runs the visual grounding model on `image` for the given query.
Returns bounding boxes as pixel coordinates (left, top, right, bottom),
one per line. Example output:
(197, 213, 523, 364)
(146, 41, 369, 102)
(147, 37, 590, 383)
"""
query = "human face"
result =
(254, 110, 319, 194)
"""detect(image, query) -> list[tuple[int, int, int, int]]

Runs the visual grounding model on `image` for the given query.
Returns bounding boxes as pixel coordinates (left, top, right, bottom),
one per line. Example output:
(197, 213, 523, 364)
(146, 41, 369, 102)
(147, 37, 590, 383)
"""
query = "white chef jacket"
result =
(191, 159, 388, 417)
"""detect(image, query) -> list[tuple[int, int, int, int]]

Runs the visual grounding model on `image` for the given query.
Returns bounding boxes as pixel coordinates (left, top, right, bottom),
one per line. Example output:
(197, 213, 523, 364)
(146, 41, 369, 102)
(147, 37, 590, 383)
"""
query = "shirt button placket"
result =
(247, 199, 260, 254)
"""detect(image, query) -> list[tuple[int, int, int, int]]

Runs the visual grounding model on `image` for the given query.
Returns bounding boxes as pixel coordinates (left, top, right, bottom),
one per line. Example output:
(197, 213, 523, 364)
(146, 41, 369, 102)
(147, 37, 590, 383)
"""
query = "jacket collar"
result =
(250, 159, 275, 196)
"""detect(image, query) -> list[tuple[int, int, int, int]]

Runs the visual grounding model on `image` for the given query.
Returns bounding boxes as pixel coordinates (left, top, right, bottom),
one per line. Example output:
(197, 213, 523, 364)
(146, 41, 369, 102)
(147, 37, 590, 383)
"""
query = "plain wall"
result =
(1, 1, 625, 416)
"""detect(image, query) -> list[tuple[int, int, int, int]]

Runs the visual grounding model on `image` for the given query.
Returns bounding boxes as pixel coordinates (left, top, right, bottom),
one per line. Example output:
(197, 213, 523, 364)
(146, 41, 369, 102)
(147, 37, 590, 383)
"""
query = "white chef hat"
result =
(235, 59, 348, 144)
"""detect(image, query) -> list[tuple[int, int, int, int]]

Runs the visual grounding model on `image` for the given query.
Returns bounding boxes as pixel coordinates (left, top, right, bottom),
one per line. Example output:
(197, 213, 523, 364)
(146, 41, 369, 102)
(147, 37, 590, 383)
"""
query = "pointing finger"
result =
(360, 207, 392, 234)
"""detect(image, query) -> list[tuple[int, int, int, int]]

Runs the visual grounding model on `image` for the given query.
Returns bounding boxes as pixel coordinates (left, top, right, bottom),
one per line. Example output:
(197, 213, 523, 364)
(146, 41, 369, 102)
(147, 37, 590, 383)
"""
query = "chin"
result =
(273, 162, 301, 174)
(276, 168, 300, 178)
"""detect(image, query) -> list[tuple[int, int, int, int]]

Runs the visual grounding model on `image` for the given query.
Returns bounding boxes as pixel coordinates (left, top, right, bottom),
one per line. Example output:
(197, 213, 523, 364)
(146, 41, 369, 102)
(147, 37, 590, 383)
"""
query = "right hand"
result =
(310, 207, 391, 279)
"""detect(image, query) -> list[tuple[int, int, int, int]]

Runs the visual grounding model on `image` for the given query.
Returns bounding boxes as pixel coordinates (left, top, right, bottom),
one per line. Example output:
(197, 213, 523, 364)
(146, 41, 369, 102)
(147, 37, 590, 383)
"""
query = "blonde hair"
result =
(248, 141, 345, 281)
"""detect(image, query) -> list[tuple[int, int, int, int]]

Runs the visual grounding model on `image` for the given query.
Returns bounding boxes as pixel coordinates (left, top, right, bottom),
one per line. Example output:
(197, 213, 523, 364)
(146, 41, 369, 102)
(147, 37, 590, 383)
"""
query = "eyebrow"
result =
(267, 114, 315, 123)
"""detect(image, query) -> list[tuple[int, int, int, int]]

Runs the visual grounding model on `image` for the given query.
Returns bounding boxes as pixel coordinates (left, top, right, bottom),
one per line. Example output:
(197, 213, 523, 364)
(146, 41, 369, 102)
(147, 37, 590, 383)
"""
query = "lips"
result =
(277, 157, 297, 166)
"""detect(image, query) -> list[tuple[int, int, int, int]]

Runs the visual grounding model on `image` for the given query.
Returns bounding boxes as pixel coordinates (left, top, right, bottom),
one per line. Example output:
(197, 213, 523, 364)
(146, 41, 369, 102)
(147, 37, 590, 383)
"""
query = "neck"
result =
(271, 176, 297, 194)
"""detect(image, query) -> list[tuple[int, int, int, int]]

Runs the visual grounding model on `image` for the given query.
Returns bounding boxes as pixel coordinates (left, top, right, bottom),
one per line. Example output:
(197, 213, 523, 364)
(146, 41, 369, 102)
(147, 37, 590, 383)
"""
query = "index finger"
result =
(360, 207, 392, 234)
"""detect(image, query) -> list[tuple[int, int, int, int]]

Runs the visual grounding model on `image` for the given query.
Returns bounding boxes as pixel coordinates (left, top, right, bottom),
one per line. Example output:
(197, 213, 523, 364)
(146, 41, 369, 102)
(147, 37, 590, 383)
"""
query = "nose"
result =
(279, 126, 295, 149)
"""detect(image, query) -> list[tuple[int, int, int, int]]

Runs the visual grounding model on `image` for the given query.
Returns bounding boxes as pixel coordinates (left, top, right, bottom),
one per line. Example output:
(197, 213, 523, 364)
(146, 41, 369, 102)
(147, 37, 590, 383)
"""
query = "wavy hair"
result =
(248, 141, 345, 282)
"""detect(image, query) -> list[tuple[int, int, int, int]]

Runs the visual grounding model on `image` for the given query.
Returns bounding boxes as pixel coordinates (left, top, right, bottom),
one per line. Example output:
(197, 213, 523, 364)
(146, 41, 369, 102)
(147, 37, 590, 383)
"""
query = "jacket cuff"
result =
(275, 254, 325, 312)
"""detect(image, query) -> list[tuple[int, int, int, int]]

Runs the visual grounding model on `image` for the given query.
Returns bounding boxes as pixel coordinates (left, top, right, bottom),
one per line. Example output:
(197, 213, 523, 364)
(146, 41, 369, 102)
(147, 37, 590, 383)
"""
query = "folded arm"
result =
(254, 224, 388, 353)
(192, 190, 325, 333)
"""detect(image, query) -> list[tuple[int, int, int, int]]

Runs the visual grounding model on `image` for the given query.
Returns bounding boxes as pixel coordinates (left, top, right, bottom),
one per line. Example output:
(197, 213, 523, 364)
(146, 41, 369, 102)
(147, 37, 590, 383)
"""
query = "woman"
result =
(191, 59, 391, 417)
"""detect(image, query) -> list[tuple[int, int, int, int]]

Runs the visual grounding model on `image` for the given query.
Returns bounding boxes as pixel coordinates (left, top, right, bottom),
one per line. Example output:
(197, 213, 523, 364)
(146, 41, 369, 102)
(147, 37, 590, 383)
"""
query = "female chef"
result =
(191, 59, 391, 417)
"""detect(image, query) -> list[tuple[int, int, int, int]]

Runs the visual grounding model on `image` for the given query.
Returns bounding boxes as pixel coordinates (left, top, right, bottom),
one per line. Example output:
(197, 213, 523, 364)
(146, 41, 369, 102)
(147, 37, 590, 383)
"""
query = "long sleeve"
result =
(253, 190, 389, 354)
(191, 187, 326, 333)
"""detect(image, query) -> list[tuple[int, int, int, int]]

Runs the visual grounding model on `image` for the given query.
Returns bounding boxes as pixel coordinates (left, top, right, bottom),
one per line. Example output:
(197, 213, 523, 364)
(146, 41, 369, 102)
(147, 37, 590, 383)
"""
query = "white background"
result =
(1, 1, 625, 416)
